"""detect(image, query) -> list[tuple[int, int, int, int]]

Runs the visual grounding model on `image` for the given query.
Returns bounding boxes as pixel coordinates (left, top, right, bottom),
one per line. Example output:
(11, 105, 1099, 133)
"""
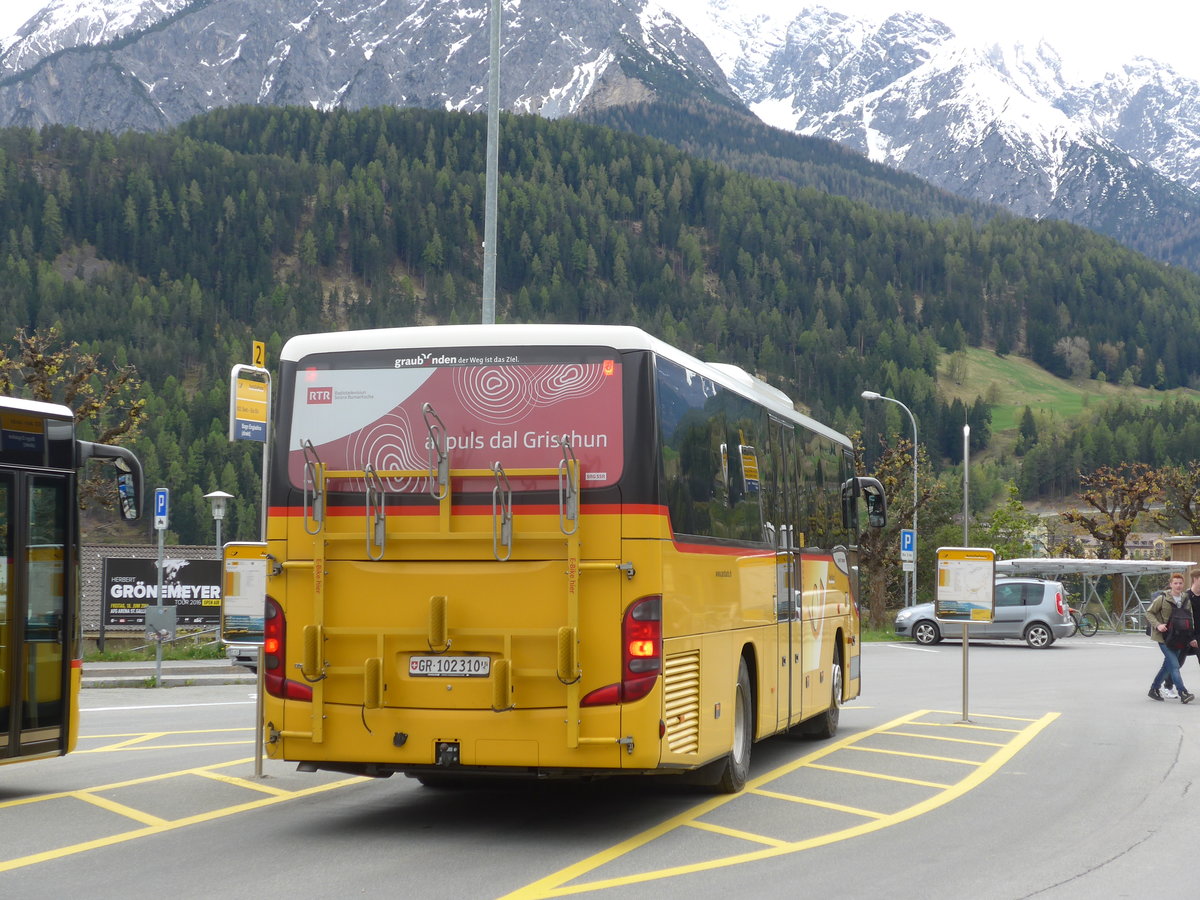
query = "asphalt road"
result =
(1, 632, 1192, 899)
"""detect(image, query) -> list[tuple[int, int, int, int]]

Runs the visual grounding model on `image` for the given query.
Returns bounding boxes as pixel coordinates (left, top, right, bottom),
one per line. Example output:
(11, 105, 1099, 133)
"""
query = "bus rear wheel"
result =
(713, 658, 753, 794)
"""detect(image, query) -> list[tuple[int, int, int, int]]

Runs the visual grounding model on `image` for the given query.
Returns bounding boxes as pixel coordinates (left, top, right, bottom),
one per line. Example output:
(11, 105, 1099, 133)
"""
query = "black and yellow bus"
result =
(1, 396, 142, 766)
(231, 324, 883, 791)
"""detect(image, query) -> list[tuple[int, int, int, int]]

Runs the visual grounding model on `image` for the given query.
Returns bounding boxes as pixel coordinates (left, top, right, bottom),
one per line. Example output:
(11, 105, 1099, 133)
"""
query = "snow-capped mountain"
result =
(656, 4, 1200, 228)
(0, 0, 737, 133)
(0, 0, 193, 75)
(646, 2, 1200, 265)
(2, 1, 1200, 268)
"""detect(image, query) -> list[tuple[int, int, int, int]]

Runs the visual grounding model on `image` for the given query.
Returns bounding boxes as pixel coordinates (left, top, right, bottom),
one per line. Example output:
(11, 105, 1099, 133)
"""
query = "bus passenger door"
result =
(0, 473, 70, 761)
(0, 473, 11, 756)
(767, 421, 803, 731)
(798, 552, 834, 717)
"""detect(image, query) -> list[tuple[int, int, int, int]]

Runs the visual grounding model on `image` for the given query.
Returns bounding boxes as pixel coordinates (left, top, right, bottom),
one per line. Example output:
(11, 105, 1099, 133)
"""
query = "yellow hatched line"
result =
(82, 740, 252, 752)
(78, 728, 255, 754)
(684, 820, 790, 848)
(916, 721, 1023, 735)
(500, 709, 1059, 898)
(193, 770, 293, 797)
(84, 733, 166, 752)
(939, 712, 1039, 723)
(82, 729, 255, 740)
(0, 761, 367, 873)
(0, 758, 253, 809)
(75, 793, 169, 828)
(750, 788, 887, 820)
(843, 745, 983, 766)
(884, 730, 1005, 748)
(804, 762, 950, 788)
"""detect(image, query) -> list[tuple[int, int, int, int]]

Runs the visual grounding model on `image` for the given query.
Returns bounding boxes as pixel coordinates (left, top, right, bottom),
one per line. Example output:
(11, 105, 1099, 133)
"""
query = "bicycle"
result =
(1069, 607, 1099, 637)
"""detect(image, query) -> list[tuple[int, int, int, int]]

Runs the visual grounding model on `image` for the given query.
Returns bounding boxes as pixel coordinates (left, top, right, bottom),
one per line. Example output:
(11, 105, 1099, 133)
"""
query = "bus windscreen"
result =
(286, 347, 624, 492)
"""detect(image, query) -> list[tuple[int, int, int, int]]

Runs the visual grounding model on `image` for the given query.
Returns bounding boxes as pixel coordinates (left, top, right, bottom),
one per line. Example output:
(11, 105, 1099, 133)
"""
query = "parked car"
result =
(893, 577, 1073, 648)
(225, 642, 258, 672)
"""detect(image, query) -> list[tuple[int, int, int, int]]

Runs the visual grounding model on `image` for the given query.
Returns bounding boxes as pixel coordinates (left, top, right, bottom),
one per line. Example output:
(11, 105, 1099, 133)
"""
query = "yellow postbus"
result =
(236, 325, 884, 791)
(1, 396, 142, 766)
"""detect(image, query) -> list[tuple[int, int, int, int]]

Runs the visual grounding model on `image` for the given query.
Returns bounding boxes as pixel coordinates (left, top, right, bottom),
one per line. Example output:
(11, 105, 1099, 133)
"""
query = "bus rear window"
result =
(286, 348, 624, 493)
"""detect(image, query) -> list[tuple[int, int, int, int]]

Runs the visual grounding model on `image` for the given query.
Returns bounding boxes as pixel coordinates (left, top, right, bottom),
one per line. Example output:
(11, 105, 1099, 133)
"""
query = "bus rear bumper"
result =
(267, 697, 665, 776)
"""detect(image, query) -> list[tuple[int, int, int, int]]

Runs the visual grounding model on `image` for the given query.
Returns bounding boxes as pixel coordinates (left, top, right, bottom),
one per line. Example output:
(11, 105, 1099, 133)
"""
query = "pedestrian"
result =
(1147, 571, 1197, 703)
(1181, 566, 1200, 678)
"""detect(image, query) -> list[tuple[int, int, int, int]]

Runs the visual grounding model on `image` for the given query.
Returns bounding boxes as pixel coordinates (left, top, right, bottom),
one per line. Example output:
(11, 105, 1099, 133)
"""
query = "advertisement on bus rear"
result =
(102, 557, 222, 627)
(287, 348, 624, 492)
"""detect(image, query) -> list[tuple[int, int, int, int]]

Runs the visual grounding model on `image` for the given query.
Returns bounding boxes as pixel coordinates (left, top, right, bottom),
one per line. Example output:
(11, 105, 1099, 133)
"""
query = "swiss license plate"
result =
(409, 655, 491, 677)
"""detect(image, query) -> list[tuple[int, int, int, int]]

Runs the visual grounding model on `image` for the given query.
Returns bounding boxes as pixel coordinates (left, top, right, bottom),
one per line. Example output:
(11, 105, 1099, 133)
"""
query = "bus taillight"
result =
(622, 594, 662, 701)
(581, 595, 662, 707)
(264, 597, 312, 702)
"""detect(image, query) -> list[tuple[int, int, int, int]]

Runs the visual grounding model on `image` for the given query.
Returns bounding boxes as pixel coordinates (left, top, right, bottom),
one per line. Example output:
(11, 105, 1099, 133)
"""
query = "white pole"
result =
(963, 425, 970, 545)
(481, 0, 501, 324)
(860, 391, 919, 605)
(962, 423, 971, 723)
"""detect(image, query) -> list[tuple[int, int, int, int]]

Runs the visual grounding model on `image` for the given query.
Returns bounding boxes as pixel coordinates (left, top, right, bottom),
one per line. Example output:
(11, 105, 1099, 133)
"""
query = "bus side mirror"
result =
(116, 463, 140, 521)
(857, 477, 887, 528)
(78, 440, 143, 521)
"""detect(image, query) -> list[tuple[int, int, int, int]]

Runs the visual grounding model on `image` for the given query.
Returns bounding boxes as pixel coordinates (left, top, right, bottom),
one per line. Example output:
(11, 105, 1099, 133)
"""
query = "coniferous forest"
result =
(3, 104, 1200, 543)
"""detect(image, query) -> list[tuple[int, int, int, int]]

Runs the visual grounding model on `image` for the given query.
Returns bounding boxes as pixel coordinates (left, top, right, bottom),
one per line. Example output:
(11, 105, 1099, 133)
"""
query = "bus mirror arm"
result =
(78, 440, 144, 521)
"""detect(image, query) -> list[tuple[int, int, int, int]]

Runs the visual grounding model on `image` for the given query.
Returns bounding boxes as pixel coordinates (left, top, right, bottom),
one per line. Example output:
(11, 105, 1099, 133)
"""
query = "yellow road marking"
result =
(804, 762, 951, 788)
(0, 759, 367, 873)
(502, 709, 1059, 898)
(78, 728, 255, 754)
(82, 729, 255, 739)
(81, 740, 252, 752)
(684, 820, 791, 848)
(885, 730, 1005, 747)
(193, 770, 294, 797)
(749, 788, 887, 820)
(844, 745, 983, 766)
(923, 721, 1023, 734)
(84, 733, 166, 752)
(75, 792, 170, 828)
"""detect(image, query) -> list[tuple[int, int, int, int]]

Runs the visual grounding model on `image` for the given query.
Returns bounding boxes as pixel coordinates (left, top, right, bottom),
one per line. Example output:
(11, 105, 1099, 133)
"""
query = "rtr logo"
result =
(307, 387, 334, 405)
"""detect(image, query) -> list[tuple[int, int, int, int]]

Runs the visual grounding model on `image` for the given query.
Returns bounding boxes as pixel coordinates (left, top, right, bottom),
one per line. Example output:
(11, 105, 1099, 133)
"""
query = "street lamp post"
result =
(862, 391, 919, 606)
(204, 490, 234, 554)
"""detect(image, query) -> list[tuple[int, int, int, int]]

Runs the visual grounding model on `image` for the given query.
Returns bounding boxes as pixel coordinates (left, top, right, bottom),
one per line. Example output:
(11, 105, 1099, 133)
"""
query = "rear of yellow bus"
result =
(260, 329, 673, 782)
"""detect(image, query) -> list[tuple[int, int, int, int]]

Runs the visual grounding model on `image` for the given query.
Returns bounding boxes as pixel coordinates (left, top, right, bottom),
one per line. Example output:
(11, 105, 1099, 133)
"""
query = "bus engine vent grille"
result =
(663, 650, 701, 754)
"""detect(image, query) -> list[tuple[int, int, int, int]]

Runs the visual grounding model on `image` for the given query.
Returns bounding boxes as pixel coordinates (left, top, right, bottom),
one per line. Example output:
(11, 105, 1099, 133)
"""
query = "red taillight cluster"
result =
(1055, 591, 1065, 617)
(581, 595, 662, 707)
(263, 596, 313, 702)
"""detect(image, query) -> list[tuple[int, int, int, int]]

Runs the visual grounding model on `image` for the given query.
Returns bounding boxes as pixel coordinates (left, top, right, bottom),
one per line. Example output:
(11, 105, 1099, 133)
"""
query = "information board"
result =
(222, 543, 269, 645)
(935, 546, 996, 624)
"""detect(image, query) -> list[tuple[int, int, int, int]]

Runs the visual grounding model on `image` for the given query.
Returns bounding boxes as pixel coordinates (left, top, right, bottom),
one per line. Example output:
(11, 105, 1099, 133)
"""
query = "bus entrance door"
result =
(0, 473, 69, 761)
(0, 472, 11, 756)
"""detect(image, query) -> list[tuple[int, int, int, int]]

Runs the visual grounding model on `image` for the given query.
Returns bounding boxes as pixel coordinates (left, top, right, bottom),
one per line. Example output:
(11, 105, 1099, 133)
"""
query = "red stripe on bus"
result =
(268, 503, 669, 518)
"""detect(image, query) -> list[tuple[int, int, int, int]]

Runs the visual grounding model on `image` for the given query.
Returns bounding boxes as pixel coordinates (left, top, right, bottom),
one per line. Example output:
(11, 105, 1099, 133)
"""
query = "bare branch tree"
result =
(0, 326, 146, 510)
(1156, 462, 1200, 535)
(853, 432, 941, 629)
(1061, 463, 1161, 559)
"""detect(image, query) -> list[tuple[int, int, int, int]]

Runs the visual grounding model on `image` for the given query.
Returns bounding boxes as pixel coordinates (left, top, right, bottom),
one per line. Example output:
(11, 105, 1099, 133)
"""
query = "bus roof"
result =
(0, 394, 73, 421)
(281, 324, 850, 449)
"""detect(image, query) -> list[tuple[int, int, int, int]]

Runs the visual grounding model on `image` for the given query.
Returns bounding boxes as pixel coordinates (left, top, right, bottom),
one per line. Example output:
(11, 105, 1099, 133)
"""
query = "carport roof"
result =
(995, 558, 1191, 577)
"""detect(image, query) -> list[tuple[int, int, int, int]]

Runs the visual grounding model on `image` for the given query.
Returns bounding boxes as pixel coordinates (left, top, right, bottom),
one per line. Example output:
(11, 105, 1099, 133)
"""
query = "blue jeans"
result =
(1153, 642, 1188, 694)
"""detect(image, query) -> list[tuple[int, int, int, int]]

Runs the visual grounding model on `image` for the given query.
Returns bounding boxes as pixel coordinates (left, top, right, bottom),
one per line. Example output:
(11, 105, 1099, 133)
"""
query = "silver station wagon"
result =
(893, 577, 1073, 648)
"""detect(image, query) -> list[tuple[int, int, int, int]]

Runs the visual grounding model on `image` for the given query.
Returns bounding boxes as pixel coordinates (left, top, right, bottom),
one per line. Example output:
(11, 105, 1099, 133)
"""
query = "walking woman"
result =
(1147, 571, 1198, 703)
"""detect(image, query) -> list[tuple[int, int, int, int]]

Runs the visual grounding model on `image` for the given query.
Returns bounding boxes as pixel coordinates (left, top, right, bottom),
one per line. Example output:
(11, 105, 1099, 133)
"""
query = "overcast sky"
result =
(1, 1, 1198, 82)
